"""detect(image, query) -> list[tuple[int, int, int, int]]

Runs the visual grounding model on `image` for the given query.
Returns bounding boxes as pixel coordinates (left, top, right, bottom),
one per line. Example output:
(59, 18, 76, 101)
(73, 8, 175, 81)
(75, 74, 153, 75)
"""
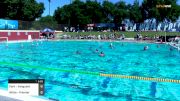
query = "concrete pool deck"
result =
(0, 38, 166, 45)
(0, 89, 48, 101)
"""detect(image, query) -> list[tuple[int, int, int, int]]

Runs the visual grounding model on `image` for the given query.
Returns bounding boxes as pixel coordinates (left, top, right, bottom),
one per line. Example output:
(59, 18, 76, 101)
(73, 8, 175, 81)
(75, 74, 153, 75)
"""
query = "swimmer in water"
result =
(31, 42, 34, 46)
(110, 43, 113, 47)
(107, 59, 112, 62)
(89, 47, 92, 50)
(95, 49, 99, 53)
(144, 46, 149, 51)
(169, 47, 173, 51)
(76, 50, 81, 54)
(99, 51, 105, 57)
(109, 43, 113, 49)
(157, 45, 160, 48)
(121, 43, 124, 46)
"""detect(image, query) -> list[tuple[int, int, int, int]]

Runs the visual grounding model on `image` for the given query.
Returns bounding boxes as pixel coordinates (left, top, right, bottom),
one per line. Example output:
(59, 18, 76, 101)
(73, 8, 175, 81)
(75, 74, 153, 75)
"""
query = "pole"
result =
(165, 31, 166, 43)
(49, 0, 51, 15)
(78, 24, 79, 33)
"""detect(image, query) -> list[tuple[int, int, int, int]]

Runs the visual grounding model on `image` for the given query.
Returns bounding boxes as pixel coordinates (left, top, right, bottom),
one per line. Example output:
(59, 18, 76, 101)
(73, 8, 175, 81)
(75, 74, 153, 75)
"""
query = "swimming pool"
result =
(0, 41, 180, 101)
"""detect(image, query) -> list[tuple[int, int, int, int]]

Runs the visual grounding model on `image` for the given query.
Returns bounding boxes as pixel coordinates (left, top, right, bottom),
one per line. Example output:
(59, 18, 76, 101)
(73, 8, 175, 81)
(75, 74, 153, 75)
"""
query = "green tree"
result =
(69, 0, 87, 25)
(85, 0, 105, 23)
(0, 1, 8, 18)
(1, 0, 44, 21)
(141, 0, 180, 31)
(102, 1, 115, 23)
(53, 0, 180, 31)
(54, 5, 71, 24)
(54, 0, 89, 30)
(54, 0, 105, 28)
(141, 0, 180, 22)
(113, 1, 129, 29)
(32, 16, 58, 30)
(129, 0, 142, 23)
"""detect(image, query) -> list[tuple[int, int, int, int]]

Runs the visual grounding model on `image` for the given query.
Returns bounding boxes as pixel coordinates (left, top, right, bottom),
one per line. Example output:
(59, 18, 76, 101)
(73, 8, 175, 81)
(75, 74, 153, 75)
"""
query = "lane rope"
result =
(0, 62, 179, 83)
(100, 73, 180, 83)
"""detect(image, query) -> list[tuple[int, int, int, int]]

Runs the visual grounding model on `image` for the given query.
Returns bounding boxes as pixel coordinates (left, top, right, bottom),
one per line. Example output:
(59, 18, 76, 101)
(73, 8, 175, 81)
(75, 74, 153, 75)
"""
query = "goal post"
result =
(0, 37, 8, 46)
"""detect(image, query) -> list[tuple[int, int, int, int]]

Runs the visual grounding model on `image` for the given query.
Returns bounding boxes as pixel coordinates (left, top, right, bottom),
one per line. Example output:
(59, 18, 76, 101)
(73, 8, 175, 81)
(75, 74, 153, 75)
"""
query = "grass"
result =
(57, 31, 180, 38)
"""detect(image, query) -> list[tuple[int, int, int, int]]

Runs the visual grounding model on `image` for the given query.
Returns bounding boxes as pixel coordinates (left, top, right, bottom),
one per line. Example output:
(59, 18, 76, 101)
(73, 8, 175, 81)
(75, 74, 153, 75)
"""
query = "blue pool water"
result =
(0, 41, 180, 101)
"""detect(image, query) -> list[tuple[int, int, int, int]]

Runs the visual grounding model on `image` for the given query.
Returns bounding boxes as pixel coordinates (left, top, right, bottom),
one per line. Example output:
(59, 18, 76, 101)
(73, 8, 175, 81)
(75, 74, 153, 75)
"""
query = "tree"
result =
(54, 0, 180, 31)
(1, 0, 44, 21)
(54, 0, 105, 27)
(129, 0, 142, 23)
(163, 0, 180, 22)
(54, 0, 89, 30)
(140, 0, 180, 31)
(113, 1, 129, 29)
(141, 0, 180, 22)
(102, 1, 115, 23)
(69, 0, 87, 25)
(32, 16, 58, 29)
(54, 5, 71, 24)
(0, 1, 8, 18)
(54, 0, 87, 25)
(85, 0, 105, 23)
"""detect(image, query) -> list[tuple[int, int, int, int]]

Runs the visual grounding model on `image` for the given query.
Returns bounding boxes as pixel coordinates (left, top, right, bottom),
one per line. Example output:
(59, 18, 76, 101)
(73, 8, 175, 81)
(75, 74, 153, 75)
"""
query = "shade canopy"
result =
(40, 28, 55, 33)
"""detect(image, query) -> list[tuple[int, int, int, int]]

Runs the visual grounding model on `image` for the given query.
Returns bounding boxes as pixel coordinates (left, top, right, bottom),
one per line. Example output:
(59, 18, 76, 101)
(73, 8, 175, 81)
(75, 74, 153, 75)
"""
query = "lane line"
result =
(99, 73, 180, 83)
(0, 62, 179, 83)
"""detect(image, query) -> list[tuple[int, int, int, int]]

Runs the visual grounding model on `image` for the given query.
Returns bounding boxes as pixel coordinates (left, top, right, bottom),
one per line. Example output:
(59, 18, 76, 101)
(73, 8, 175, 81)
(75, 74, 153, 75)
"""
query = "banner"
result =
(0, 19, 18, 29)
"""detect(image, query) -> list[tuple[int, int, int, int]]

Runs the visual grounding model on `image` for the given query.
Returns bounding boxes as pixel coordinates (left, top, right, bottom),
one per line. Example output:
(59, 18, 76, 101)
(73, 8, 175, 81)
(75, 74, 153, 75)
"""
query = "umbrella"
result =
(40, 28, 55, 33)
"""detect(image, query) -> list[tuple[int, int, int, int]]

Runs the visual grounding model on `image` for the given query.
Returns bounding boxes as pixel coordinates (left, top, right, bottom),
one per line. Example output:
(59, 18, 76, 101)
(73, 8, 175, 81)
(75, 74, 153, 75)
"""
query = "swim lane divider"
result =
(0, 62, 179, 84)
(100, 73, 180, 83)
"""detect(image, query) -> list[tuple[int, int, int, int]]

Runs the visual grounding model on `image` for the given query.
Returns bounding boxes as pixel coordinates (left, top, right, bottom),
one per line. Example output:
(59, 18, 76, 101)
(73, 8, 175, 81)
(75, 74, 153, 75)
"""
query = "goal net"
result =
(0, 37, 8, 46)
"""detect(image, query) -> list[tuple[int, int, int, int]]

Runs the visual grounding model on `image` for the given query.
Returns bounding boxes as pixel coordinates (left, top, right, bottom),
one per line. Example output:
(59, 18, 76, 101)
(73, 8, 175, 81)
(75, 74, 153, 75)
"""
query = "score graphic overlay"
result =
(156, 5, 171, 8)
(8, 79, 44, 96)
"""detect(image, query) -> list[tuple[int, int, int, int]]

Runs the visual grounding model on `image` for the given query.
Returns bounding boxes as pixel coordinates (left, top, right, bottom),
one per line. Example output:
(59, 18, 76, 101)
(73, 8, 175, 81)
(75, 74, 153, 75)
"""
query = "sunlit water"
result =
(0, 41, 179, 101)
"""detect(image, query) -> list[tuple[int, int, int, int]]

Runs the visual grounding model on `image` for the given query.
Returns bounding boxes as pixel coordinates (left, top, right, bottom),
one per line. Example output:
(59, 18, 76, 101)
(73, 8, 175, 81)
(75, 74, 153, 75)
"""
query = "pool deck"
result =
(0, 38, 165, 44)
(0, 89, 48, 101)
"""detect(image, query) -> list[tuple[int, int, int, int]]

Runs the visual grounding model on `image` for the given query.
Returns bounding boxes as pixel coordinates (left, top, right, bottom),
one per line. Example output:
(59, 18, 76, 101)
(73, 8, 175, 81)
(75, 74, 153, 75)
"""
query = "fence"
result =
(18, 20, 67, 31)
(0, 19, 178, 32)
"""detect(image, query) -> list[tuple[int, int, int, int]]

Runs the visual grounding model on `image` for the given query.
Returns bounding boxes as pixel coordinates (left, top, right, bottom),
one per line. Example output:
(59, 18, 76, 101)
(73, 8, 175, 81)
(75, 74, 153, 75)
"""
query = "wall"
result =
(0, 30, 40, 41)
